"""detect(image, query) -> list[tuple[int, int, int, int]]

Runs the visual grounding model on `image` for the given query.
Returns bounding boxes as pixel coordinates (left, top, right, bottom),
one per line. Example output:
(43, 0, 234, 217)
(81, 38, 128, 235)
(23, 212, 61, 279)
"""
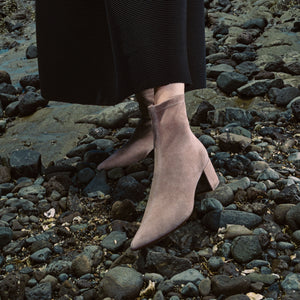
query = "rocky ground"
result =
(0, 0, 300, 299)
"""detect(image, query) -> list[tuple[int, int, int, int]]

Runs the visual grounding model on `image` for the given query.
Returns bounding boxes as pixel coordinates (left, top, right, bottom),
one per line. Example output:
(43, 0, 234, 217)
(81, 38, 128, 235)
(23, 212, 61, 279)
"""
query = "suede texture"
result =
(130, 94, 219, 250)
(97, 88, 154, 170)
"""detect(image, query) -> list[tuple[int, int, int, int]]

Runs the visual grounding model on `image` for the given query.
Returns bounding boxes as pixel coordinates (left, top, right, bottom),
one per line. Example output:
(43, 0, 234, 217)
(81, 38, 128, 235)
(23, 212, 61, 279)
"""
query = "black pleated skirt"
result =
(35, 0, 206, 106)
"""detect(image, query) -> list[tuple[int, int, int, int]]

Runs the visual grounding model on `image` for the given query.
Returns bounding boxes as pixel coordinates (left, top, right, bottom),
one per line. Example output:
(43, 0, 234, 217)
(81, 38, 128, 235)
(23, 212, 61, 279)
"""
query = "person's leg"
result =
(97, 88, 154, 171)
(130, 82, 219, 250)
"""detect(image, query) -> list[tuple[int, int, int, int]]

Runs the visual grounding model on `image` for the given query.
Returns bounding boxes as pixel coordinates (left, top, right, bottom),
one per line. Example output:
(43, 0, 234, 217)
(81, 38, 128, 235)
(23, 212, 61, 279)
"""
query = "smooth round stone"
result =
(292, 230, 300, 243)
(208, 256, 224, 271)
(277, 242, 295, 250)
(180, 282, 199, 297)
(58, 273, 69, 282)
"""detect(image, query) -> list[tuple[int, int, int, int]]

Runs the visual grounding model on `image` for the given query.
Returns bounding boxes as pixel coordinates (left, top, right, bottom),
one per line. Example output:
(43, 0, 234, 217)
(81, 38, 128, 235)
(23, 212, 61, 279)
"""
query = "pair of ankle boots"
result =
(97, 89, 219, 250)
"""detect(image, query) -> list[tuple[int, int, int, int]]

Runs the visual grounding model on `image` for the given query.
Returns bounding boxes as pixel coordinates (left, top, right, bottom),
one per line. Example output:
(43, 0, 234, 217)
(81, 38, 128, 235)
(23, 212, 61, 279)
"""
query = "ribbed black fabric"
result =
(35, 0, 206, 106)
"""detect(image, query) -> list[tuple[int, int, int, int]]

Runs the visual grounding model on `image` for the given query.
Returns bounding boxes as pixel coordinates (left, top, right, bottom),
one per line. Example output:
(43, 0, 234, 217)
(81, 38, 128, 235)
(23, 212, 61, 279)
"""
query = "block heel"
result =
(203, 159, 219, 191)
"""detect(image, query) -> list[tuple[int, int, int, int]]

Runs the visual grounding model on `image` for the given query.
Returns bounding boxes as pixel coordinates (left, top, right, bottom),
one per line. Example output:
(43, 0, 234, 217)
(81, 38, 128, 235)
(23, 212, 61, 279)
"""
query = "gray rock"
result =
(66, 143, 97, 158)
(0, 70, 11, 84)
(257, 167, 281, 181)
(101, 266, 143, 300)
(208, 256, 224, 271)
(90, 139, 114, 150)
(211, 275, 251, 296)
(30, 247, 52, 264)
(10, 149, 42, 179)
(0, 227, 13, 247)
(281, 273, 300, 291)
(208, 108, 253, 128)
(198, 277, 211, 296)
(26, 45, 38, 59)
(40, 275, 57, 289)
(83, 245, 103, 267)
(292, 230, 300, 243)
(190, 100, 215, 125)
(237, 78, 283, 97)
(181, 282, 199, 297)
(242, 18, 268, 30)
(225, 295, 251, 300)
(207, 64, 235, 79)
(246, 260, 270, 269)
(145, 250, 192, 278)
(170, 268, 204, 285)
(247, 273, 279, 285)
(227, 177, 251, 193)
(77, 167, 95, 184)
(83, 170, 110, 196)
(198, 197, 223, 215)
(236, 61, 260, 77)
(153, 290, 165, 300)
(218, 132, 251, 152)
(18, 91, 48, 116)
(144, 273, 164, 284)
(231, 235, 262, 263)
(20, 74, 40, 89)
(0, 82, 17, 95)
(199, 135, 216, 147)
(89, 127, 110, 139)
(46, 260, 72, 276)
(232, 51, 256, 63)
(221, 125, 252, 138)
(286, 204, 300, 231)
(112, 175, 146, 202)
(101, 231, 127, 251)
(18, 184, 46, 198)
(71, 254, 92, 277)
(25, 282, 52, 300)
(217, 72, 248, 94)
(115, 127, 135, 139)
(290, 97, 300, 121)
(157, 279, 175, 293)
(204, 184, 234, 206)
(0, 93, 17, 108)
(275, 87, 300, 107)
(76, 101, 139, 129)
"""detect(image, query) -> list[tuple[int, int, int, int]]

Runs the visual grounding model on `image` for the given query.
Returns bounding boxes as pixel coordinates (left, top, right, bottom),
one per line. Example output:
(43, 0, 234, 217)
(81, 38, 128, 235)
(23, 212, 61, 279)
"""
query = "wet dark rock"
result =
(231, 235, 263, 263)
(0, 272, 28, 299)
(115, 127, 135, 139)
(213, 23, 229, 38)
(0, 70, 11, 84)
(46, 260, 72, 276)
(231, 51, 256, 63)
(66, 143, 97, 158)
(203, 184, 234, 206)
(218, 132, 251, 152)
(100, 266, 143, 300)
(255, 70, 275, 80)
(225, 295, 250, 300)
(9, 149, 42, 179)
(30, 247, 52, 264)
(71, 254, 92, 277)
(83, 149, 109, 164)
(170, 268, 205, 285)
(208, 107, 253, 128)
(25, 282, 52, 300)
(237, 78, 283, 98)
(113, 175, 146, 202)
(235, 61, 260, 77)
(145, 250, 192, 278)
(0, 165, 11, 183)
(0, 93, 17, 109)
(265, 58, 285, 72)
(101, 231, 128, 251)
(0, 226, 13, 247)
(5, 102, 18, 118)
(284, 62, 300, 75)
(77, 167, 95, 184)
(247, 273, 279, 285)
(83, 245, 103, 267)
(0, 82, 18, 95)
(26, 44, 38, 59)
(190, 100, 215, 125)
(281, 273, 300, 291)
(153, 290, 165, 300)
(275, 184, 300, 204)
(83, 170, 110, 196)
(89, 126, 110, 139)
(111, 199, 137, 221)
(220, 210, 262, 228)
(211, 275, 251, 296)
(18, 91, 48, 116)
(274, 87, 300, 107)
(181, 282, 199, 297)
(216, 71, 248, 94)
(290, 98, 300, 120)
(242, 17, 268, 30)
(286, 204, 300, 231)
(207, 64, 235, 79)
(236, 31, 255, 45)
(19, 74, 40, 89)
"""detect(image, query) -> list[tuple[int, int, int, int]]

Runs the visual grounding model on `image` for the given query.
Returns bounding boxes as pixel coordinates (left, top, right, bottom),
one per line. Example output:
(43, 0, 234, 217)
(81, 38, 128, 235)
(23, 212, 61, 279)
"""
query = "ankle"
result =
(154, 82, 184, 104)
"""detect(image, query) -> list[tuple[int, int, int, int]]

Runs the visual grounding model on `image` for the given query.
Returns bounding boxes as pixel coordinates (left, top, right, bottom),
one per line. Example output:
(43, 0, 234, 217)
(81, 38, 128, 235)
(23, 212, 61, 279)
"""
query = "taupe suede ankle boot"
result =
(97, 88, 154, 170)
(130, 94, 219, 250)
